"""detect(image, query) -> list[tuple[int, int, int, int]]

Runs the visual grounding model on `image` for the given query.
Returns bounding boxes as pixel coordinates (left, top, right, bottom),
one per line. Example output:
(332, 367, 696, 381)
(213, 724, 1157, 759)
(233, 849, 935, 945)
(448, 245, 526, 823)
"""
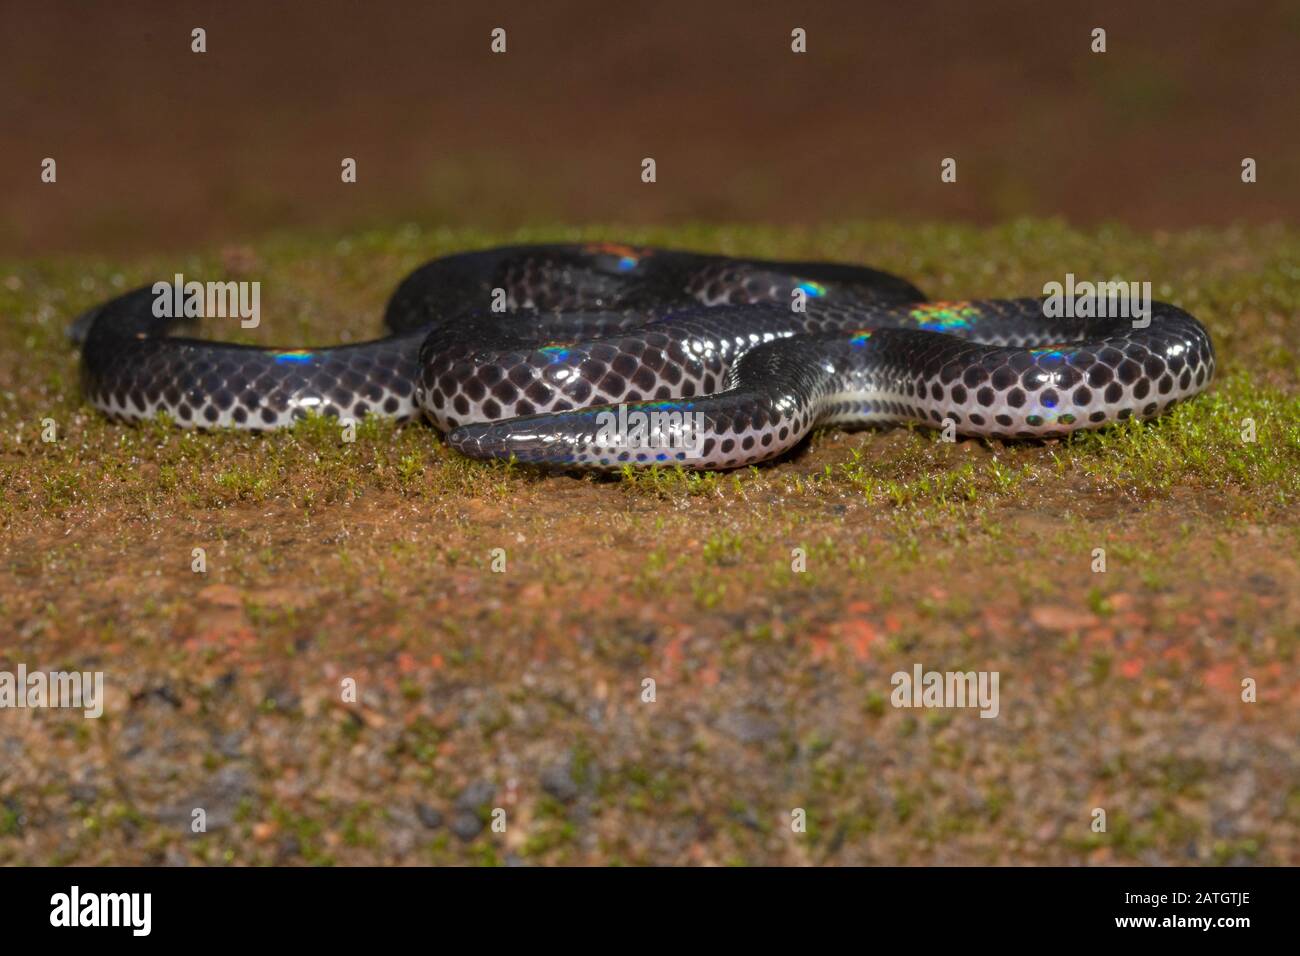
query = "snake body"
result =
(76, 243, 1215, 470)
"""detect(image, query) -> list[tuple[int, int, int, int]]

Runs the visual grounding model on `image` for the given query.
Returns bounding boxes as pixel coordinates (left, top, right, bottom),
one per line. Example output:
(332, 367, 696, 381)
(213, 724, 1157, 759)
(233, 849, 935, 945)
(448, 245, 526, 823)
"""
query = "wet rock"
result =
(212, 671, 238, 695)
(450, 810, 484, 841)
(540, 759, 580, 803)
(159, 763, 250, 831)
(414, 802, 444, 829)
(455, 781, 495, 812)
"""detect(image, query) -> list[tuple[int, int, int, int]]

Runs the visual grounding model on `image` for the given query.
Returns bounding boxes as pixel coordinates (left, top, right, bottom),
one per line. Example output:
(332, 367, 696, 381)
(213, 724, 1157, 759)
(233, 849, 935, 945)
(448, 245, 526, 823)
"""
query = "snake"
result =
(74, 242, 1215, 470)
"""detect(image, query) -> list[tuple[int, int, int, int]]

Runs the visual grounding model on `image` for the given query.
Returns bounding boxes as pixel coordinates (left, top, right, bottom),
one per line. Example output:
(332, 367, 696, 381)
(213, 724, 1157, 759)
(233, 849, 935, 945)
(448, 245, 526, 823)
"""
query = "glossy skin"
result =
(76, 243, 1215, 470)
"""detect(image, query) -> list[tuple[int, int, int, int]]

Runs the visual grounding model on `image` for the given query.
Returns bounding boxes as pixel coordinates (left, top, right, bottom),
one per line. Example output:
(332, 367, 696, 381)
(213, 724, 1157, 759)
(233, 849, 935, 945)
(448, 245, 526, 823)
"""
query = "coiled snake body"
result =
(76, 243, 1215, 470)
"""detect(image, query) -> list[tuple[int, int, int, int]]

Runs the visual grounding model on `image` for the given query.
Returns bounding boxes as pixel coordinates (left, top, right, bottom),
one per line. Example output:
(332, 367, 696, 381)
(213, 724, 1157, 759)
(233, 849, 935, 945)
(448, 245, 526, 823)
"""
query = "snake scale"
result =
(75, 243, 1215, 470)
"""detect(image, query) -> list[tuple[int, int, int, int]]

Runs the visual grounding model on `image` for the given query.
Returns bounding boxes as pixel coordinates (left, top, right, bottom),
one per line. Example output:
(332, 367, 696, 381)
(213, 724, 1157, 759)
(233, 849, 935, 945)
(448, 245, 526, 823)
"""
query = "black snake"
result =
(74, 242, 1215, 470)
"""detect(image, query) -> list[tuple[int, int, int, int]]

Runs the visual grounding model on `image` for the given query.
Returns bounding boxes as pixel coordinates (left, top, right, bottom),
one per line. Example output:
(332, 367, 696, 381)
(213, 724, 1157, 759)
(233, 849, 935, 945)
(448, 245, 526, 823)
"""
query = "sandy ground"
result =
(0, 222, 1296, 865)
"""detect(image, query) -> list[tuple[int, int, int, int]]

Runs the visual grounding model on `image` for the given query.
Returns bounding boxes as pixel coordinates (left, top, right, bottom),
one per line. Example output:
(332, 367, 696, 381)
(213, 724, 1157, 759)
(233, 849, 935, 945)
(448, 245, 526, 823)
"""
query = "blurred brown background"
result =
(2, 0, 1297, 256)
